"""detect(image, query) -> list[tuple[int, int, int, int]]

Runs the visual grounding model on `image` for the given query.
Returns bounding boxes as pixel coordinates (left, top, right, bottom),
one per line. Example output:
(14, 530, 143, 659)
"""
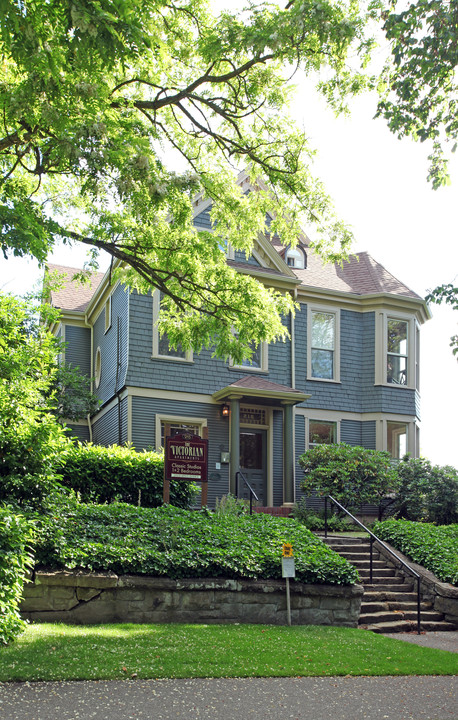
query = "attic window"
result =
(285, 247, 306, 269)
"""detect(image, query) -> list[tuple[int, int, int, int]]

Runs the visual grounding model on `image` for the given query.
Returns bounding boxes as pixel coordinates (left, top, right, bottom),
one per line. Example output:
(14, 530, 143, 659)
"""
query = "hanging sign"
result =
(165, 433, 208, 483)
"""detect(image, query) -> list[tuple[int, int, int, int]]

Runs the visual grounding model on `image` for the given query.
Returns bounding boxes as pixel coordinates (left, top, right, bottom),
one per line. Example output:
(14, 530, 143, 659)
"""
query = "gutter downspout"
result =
(84, 312, 93, 442)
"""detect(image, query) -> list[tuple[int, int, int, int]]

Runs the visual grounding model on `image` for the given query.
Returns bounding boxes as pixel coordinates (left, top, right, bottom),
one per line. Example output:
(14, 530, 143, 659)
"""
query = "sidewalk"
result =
(382, 630, 458, 654)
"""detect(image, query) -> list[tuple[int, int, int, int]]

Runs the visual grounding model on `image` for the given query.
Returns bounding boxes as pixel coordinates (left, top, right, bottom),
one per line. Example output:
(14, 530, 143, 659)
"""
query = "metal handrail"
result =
(324, 495, 421, 635)
(235, 469, 259, 515)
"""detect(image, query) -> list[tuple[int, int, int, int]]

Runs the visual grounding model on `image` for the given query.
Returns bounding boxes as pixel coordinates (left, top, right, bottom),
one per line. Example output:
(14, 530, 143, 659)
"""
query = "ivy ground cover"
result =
(373, 520, 458, 585)
(34, 503, 358, 585)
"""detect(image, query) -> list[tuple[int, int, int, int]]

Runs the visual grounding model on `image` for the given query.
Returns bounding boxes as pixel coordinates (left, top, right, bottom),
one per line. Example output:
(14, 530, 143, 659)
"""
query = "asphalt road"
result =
(0, 675, 457, 720)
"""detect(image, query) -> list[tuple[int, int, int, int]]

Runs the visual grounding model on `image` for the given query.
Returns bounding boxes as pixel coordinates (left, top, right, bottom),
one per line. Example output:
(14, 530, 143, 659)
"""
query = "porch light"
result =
(221, 403, 230, 418)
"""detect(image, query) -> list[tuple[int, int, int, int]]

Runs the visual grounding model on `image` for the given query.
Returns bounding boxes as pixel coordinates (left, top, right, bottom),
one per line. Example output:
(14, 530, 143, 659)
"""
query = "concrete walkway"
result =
(0, 675, 457, 720)
(382, 630, 458, 654)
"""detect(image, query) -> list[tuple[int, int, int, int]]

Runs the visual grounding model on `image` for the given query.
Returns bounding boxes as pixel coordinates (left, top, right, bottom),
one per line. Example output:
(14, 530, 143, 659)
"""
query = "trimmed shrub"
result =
(0, 507, 35, 644)
(34, 503, 359, 586)
(57, 443, 196, 509)
(299, 444, 398, 510)
(393, 457, 458, 525)
(374, 519, 458, 586)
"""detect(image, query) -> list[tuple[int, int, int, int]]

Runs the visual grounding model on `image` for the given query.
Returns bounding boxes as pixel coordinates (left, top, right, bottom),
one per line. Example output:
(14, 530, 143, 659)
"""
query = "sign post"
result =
(164, 431, 209, 508)
(282, 543, 295, 626)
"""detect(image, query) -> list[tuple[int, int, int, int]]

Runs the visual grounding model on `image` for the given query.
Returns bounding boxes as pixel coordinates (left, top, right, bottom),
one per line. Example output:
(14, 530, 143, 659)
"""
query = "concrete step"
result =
(361, 601, 433, 613)
(363, 590, 419, 602)
(359, 609, 446, 625)
(337, 553, 383, 563)
(358, 568, 399, 578)
(362, 620, 458, 634)
(326, 534, 456, 634)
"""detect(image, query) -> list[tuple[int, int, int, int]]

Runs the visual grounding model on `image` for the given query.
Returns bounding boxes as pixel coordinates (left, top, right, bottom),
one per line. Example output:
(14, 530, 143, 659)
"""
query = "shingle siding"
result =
(127, 292, 290, 395)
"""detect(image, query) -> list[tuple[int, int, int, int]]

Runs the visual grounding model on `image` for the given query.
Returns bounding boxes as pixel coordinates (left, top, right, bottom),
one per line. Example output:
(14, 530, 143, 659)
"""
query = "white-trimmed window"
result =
(285, 247, 306, 269)
(94, 346, 102, 388)
(387, 421, 407, 459)
(307, 307, 340, 382)
(156, 415, 207, 449)
(308, 419, 337, 448)
(104, 296, 112, 333)
(152, 291, 193, 362)
(230, 341, 268, 372)
(375, 312, 418, 389)
(387, 318, 408, 385)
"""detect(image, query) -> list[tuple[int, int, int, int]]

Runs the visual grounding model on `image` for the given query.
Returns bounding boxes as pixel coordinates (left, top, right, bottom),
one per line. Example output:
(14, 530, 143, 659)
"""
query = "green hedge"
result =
(0, 507, 35, 644)
(34, 503, 359, 585)
(374, 519, 458, 586)
(57, 443, 196, 508)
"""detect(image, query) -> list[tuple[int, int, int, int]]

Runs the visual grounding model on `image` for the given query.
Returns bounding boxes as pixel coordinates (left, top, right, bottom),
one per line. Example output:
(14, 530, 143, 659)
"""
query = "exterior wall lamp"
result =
(221, 403, 230, 418)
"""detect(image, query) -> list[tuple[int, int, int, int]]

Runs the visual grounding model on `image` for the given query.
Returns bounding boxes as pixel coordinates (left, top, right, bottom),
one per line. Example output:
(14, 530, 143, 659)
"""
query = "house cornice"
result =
(296, 286, 430, 323)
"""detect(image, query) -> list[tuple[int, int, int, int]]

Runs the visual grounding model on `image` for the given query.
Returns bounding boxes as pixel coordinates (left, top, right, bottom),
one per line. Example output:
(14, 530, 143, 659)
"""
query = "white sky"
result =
(1, 4, 457, 467)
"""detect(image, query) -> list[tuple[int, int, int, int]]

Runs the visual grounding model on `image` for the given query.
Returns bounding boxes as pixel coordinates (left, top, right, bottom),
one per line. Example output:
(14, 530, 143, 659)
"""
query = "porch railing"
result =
(324, 495, 422, 635)
(235, 469, 259, 515)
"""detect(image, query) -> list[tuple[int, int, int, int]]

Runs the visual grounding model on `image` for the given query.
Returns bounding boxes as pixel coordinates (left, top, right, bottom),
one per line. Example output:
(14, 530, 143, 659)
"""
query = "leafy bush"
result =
(57, 443, 196, 509)
(292, 498, 348, 531)
(214, 494, 248, 516)
(374, 519, 458, 586)
(0, 293, 69, 511)
(393, 457, 458, 525)
(0, 507, 35, 644)
(299, 444, 398, 509)
(33, 503, 359, 585)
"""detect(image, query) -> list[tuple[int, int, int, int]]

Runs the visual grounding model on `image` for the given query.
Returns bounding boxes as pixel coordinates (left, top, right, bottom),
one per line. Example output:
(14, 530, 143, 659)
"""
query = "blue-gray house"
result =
(47, 181, 430, 509)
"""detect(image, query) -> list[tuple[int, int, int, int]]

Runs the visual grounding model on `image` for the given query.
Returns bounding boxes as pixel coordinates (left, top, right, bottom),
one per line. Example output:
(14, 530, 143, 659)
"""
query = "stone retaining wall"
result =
(21, 572, 363, 627)
(375, 541, 458, 627)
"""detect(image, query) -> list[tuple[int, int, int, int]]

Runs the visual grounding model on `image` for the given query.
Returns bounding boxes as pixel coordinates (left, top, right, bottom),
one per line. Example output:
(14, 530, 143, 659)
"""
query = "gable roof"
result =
(46, 264, 105, 312)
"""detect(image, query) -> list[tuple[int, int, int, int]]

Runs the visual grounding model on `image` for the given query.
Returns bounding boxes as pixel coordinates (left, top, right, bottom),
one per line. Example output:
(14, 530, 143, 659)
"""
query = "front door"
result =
(239, 429, 267, 505)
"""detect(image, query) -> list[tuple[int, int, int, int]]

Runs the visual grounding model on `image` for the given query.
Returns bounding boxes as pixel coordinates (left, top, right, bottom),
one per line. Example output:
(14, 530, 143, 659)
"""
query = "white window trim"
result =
(305, 416, 341, 451)
(152, 291, 193, 363)
(307, 305, 341, 383)
(94, 346, 102, 388)
(155, 414, 207, 450)
(285, 247, 305, 269)
(375, 311, 417, 389)
(104, 296, 112, 334)
(375, 416, 418, 458)
(229, 341, 268, 373)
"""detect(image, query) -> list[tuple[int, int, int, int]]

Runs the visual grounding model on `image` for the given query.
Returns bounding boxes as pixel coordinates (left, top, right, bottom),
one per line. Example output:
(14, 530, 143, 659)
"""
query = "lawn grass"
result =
(1, 623, 456, 681)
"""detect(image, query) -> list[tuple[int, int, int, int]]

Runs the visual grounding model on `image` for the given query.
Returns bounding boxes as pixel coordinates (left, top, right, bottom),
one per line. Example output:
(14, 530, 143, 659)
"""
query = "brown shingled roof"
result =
(46, 264, 105, 312)
(291, 249, 422, 300)
(228, 375, 304, 395)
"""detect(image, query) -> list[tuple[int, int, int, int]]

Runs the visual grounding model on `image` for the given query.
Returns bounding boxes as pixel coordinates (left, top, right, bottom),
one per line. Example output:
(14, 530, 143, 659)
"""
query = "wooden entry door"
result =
(239, 429, 267, 505)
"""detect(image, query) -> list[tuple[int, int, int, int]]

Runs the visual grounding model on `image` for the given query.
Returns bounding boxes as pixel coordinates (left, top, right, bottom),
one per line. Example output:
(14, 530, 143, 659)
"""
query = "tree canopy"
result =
(1, 0, 456, 359)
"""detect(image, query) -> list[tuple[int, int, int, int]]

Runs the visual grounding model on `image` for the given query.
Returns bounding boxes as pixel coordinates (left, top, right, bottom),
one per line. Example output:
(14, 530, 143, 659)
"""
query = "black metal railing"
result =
(324, 495, 422, 635)
(235, 469, 259, 515)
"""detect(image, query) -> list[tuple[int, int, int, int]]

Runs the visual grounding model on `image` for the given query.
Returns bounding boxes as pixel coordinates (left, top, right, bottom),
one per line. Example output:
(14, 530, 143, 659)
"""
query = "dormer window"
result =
(285, 247, 306, 269)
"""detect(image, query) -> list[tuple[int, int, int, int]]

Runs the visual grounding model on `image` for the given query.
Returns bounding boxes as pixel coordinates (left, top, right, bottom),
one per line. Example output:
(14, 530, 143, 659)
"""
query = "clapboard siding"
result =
(131, 396, 230, 507)
(65, 326, 91, 376)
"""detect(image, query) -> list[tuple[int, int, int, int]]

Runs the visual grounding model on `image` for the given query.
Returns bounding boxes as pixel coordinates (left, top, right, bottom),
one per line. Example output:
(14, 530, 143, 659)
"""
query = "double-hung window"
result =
(308, 308, 339, 381)
(152, 291, 193, 362)
(230, 340, 268, 372)
(387, 318, 408, 385)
